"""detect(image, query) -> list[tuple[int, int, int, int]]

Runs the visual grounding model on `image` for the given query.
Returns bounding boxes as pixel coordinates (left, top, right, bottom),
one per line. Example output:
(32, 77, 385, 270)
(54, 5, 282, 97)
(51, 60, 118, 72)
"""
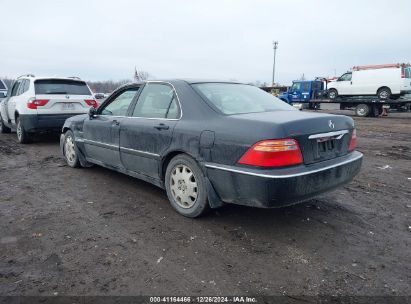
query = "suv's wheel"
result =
(355, 104, 370, 117)
(165, 154, 209, 218)
(16, 117, 31, 144)
(63, 130, 80, 168)
(377, 87, 391, 99)
(0, 115, 11, 133)
(328, 89, 338, 99)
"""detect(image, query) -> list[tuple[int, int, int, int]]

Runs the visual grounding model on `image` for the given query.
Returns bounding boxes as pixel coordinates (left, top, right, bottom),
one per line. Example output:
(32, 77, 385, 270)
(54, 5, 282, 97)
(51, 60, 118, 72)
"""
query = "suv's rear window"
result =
(192, 83, 295, 115)
(0, 81, 6, 90)
(34, 79, 91, 95)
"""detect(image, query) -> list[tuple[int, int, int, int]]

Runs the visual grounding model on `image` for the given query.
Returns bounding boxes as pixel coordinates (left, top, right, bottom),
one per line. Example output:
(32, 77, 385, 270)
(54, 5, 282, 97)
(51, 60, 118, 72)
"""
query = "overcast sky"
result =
(1, 0, 410, 85)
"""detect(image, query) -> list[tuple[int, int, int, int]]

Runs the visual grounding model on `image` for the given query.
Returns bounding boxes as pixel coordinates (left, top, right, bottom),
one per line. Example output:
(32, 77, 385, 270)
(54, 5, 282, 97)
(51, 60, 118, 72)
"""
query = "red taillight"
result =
(238, 139, 303, 168)
(348, 129, 357, 152)
(85, 99, 98, 108)
(401, 68, 405, 78)
(27, 99, 49, 109)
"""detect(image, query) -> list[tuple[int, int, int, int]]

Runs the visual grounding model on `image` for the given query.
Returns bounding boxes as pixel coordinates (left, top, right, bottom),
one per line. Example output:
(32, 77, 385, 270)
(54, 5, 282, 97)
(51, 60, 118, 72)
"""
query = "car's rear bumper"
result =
(205, 151, 363, 208)
(20, 114, 81, 132)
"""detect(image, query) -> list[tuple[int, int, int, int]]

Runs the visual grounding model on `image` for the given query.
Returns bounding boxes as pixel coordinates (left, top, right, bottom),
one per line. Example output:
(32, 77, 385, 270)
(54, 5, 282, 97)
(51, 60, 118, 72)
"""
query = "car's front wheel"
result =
(63, 130, 80, 168)
(328, 89, 338, 99)
(16, 117, 31, 144)
(165, 154, 209, 218)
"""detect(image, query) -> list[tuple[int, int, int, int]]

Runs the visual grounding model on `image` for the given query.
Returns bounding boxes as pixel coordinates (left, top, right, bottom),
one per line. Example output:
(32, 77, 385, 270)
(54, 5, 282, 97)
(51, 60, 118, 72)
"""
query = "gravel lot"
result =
(0, 110, 410, 297)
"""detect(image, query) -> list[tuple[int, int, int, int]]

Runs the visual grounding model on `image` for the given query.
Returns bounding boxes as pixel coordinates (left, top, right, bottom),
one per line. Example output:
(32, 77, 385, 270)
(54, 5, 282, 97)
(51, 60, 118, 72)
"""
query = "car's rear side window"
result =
(34, 79, 91, 95)
(192, 83, 295, 115)
(0, 81, 6, 90)
(132, 83, 180, 119)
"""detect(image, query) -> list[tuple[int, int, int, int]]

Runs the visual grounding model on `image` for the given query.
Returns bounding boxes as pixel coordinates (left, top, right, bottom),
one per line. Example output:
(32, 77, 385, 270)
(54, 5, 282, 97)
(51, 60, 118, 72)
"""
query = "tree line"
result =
(1, 69, 152, 94)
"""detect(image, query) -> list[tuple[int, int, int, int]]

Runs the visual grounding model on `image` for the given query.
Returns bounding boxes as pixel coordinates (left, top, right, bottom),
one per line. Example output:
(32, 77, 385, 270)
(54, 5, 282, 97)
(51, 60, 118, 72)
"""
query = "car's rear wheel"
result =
(16, 117, 31, 144)
(0, 115, 11, 133)
(165, 154, 209, 218)
(63, 130, 80, 168)
(377, 87, 391, 99)
(328, 89, 338, 99)
(355, 104, 370, 117)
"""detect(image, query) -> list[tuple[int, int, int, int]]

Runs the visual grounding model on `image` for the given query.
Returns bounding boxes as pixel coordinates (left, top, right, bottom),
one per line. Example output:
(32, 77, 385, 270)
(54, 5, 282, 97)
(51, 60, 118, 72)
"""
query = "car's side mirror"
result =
(89, 107, 97, 119)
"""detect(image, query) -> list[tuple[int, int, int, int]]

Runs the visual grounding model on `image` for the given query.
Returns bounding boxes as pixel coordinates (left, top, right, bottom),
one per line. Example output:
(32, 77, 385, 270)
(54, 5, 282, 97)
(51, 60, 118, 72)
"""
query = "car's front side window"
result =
(100, 88, 139, 116)
(339, 73, 352, 81)
(132, 83, 180, 119)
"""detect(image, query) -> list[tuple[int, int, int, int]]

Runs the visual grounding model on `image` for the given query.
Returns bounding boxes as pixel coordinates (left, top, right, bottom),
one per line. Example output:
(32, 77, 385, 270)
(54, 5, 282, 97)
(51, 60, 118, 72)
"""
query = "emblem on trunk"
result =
(65, 95, 70, 99)
(328, 120, 335, 129)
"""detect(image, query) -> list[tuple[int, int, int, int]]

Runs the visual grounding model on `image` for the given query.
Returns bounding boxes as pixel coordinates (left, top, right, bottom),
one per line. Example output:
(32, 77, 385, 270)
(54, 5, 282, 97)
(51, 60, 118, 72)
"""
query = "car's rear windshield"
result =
(34, 79, 91, 95)
(192, 83, 295, 115)
(0, 81, 6, 90)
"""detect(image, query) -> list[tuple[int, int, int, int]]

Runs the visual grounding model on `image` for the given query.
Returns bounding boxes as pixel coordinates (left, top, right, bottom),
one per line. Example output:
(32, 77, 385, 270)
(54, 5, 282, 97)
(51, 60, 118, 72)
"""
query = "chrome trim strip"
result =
(83, 139, 160, 157)
(204, 153, 363, 179)
(83, 139, 118, 149)
(75, 138, 85, 143)
(120, 146, 160, 157)
(308, 130, 349, 140)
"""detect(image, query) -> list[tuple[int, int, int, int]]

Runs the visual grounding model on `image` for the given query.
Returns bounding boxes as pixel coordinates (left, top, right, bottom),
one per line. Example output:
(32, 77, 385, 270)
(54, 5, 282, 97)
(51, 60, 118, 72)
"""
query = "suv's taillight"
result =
(85, 99, 98, 108)
(27, 98, 49, 109)
(401, 69, 405, 78)
(238, 139, 303, 167)
(348, 129, 357, 152)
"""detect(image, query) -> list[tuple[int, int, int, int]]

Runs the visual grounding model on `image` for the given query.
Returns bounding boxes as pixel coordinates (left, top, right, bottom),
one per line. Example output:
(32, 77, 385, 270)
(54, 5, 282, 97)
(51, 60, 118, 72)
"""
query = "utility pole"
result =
(272, 41, 278, 85)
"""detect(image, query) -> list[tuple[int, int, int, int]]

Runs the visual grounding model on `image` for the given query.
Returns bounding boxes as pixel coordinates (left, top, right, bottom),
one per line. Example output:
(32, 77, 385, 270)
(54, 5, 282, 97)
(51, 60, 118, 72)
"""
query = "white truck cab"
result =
(328, 63, 411, 99)
(0, 74, 97, 143)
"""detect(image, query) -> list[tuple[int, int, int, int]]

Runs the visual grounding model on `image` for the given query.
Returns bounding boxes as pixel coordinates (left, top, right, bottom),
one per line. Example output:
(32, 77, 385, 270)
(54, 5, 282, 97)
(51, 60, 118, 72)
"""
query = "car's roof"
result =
(17, 75, 86, 82)
(128, 79, 247, 85)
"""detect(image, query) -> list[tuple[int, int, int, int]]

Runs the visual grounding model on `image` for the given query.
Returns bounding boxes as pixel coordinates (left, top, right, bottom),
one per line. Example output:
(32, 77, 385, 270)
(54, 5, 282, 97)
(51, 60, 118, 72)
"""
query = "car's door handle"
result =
(113, 119, 120, 126)
(154, 123, 169, 130)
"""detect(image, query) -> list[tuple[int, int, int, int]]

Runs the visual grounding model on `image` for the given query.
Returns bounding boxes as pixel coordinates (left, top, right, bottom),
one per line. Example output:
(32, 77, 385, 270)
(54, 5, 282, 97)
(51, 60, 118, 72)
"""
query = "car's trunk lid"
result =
(34, 79, 94, 115)
(231, 110, 354, 165)
(34, 94, 93, 114)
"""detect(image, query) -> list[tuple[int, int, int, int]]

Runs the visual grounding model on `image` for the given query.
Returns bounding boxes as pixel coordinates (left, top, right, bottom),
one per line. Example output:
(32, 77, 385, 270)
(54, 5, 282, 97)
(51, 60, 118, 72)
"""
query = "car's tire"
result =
(63, 130, 80, 168)
(16, 117, 31, 144)
(355, 104, 370, 117)
(328, 89, 338, 99)
(0, 115, 11, 133)
(377, 87, 391, 99)
(165, 154, 210, 218)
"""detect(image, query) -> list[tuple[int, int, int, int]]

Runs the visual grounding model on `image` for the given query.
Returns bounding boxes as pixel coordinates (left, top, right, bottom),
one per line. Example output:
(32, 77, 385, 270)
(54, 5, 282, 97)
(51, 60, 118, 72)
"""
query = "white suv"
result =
(0, 75, 97, 143)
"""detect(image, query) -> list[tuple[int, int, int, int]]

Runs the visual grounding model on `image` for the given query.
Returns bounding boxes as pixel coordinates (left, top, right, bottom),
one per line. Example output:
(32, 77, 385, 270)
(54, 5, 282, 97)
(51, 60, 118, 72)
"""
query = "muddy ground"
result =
(0, 110, 410, 297)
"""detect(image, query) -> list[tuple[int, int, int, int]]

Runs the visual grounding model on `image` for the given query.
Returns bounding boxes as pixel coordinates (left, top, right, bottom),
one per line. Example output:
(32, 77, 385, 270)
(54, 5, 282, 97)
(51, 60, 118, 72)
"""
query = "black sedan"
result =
(60, 80, 363, 217)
